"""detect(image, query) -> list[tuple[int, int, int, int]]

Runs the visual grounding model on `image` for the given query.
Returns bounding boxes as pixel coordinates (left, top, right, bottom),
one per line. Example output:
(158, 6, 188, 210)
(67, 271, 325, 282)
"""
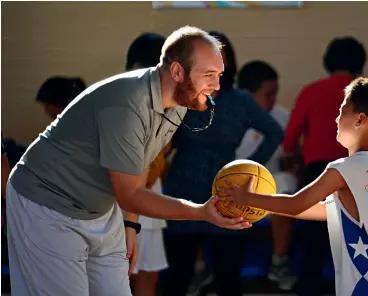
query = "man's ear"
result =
(170, 62, 185, 83)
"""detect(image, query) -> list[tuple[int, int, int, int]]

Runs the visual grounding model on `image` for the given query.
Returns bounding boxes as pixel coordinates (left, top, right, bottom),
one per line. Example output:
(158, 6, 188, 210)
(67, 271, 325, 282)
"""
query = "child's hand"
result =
(217, 176, 256, 206)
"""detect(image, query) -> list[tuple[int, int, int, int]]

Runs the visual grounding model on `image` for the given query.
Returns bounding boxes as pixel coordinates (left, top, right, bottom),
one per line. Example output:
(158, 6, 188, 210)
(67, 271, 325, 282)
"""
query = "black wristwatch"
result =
(124, 220, 141, 234)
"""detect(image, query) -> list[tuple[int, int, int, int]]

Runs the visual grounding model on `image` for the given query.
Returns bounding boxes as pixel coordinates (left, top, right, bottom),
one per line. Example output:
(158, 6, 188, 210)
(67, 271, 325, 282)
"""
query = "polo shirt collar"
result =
(150, 66, 164, 114)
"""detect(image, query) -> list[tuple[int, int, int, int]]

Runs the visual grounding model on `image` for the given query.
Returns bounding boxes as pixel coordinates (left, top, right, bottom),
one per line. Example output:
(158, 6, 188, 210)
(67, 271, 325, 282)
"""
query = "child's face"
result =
(336, 97, 364, 149)
(252, 79, 279, 112)
(42, 103, 63, 120)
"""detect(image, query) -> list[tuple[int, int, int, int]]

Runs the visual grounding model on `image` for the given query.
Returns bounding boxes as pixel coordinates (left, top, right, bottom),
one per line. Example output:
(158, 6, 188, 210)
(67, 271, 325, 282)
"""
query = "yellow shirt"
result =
(146, 151, 166, 188)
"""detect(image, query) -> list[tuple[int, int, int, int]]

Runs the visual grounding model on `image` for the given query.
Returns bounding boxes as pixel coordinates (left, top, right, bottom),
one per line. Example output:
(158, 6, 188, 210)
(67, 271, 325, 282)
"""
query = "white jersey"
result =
(235, 105, 290, 174)
(325, 151, 368, 296)
(139, 177, 167, 230)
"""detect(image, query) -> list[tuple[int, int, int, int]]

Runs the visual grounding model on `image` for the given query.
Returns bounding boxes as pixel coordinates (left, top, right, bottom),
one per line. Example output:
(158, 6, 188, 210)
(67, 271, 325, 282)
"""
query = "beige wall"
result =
(2, 1, 368, 142)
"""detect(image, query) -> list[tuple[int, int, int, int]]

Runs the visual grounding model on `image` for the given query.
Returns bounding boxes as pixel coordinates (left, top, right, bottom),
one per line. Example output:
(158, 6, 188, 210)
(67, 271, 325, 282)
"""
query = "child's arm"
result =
(222, 168, 345, 218)
(276, 201, 327, 221)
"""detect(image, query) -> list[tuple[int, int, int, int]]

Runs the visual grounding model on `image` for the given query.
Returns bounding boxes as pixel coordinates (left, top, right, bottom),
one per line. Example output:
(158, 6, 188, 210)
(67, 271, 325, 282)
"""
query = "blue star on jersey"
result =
(341, 210, 368, 295)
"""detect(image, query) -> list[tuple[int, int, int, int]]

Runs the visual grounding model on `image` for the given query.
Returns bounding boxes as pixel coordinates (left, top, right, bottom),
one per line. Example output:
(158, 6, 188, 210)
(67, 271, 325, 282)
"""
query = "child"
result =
(220, 77, 368, 296)
(131, 150, 169, 296)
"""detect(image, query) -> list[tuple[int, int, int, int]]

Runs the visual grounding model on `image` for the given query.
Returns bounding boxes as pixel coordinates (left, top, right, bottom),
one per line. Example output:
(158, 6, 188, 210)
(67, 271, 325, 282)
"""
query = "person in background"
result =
(161, 32, 284, 296)
(125, 32, 169, 296)
(1, 131, 11, 229)
(237, 60, 290, 172)
(282, 36, 366, 296)
(1, 131, 11, 293)
(36, 76, 86, 120)
(237, 60, 298, 291)
(1, 132, 11, 199)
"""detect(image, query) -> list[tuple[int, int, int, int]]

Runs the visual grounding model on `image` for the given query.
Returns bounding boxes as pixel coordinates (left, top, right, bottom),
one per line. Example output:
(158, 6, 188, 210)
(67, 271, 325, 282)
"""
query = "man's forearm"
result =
(116, 188, 203, 221)
(122, 169, 149, 223)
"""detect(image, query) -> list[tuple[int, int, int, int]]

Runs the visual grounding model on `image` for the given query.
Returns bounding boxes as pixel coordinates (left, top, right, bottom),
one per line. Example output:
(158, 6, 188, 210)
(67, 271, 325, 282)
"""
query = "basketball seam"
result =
(215, 167, 270, 222)
(217, 202, 239, 217)
(215, 172, 276, 191)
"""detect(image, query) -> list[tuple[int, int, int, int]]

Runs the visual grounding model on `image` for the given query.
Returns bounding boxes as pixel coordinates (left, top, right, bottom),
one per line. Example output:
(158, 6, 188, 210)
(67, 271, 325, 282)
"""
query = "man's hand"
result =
(125, 227, 138, 276)
(197, 195, 252, 229)
(111, 171, 250, 226)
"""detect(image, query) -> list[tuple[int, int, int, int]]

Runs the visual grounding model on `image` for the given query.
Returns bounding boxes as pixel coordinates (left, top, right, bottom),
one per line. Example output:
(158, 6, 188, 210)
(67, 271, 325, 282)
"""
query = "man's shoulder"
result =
(89, 68, 153, 111)
(92, 67, 152, 94)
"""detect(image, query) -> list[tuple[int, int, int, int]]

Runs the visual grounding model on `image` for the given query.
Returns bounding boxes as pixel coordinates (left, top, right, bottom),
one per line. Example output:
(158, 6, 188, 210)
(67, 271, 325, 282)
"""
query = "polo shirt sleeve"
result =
(98, 106, 146, 175)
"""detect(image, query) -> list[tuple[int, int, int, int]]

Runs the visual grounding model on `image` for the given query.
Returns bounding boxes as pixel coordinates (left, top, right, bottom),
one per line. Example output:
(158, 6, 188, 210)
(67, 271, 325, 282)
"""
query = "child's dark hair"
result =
(238, 60, 278, 92)
(36, 76, 86, 108)
(323, 37, 366, 75)
(345, 77, 368, 116)
(126, 33, 166, 71)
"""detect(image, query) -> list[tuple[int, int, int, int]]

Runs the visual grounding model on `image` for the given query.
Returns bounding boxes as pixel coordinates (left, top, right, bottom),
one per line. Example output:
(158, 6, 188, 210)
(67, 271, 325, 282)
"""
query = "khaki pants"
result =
(6, 182, 132, 296)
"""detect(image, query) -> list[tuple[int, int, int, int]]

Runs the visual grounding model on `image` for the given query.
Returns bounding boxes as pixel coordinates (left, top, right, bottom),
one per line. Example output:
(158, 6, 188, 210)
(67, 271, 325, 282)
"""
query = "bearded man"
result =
(6, 26, 251, 296)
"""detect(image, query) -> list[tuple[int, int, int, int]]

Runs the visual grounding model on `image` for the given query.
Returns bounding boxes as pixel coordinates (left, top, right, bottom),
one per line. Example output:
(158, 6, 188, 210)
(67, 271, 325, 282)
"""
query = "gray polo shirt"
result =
(10, 66, 187, 220)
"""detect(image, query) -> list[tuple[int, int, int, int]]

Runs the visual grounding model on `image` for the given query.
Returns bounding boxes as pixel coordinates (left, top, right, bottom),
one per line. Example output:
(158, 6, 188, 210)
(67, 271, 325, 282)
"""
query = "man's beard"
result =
(174, 75, 208, 111)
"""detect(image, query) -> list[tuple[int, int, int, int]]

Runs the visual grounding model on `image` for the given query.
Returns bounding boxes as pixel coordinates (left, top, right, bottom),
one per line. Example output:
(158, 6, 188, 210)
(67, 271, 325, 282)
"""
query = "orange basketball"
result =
(212, 159, 276, 223)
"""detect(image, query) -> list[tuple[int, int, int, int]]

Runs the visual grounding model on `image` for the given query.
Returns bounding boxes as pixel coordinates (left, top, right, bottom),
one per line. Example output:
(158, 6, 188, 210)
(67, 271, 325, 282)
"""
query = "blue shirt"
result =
(164, 88, 284, 233)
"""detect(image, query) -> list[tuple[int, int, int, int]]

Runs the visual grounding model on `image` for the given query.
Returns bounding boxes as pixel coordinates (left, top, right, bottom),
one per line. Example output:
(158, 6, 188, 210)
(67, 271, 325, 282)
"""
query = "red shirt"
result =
(283, 75, 352, 165)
